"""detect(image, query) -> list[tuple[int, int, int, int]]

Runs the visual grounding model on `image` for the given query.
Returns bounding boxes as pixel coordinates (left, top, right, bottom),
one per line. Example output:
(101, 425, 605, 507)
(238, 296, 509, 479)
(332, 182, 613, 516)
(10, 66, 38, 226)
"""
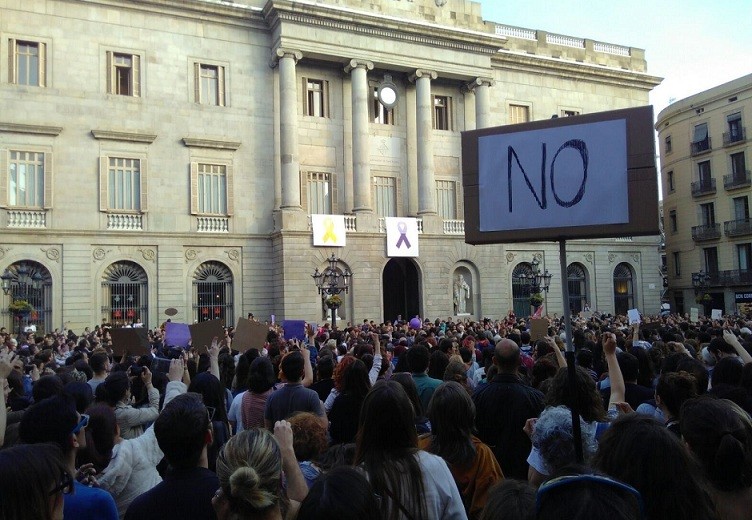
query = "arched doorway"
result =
(567, 263, 589, 314)
(193, 261, 233, 324)
(102, 261, 148, 327)
(511, 262, 533, 317)
(1, 260, 52, 334)
(613, 263, 635, 316)
(383, 258, 420, 323)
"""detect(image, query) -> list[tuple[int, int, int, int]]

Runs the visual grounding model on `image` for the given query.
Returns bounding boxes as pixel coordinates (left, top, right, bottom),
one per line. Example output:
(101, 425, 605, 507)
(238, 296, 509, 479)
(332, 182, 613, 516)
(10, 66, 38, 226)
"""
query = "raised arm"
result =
(546, 336, 566, 368)
(603, 332, 625, 409)
(301, 344, 313, 387)
(724, 330, 752, 365)
(208, 337, 221, 379)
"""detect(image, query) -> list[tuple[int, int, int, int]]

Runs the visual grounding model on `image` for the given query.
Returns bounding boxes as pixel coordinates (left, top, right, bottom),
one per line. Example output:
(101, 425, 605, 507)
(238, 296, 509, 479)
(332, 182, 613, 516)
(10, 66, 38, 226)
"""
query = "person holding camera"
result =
(95, 367, 159, 440)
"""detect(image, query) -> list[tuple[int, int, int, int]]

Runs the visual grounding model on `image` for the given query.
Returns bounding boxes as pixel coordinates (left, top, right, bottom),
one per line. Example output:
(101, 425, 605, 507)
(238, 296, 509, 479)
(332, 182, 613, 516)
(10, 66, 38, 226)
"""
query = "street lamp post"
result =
(1, 265, 43, 336)
(311, 254, 351, 330)
(692, 270, 711, 313)
(515, 257, 553, 313)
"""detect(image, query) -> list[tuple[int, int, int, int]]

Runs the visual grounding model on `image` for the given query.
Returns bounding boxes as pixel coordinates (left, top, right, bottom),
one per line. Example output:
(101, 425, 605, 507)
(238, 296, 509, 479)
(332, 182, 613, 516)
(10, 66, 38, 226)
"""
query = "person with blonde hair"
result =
(213, 421, 308, 520)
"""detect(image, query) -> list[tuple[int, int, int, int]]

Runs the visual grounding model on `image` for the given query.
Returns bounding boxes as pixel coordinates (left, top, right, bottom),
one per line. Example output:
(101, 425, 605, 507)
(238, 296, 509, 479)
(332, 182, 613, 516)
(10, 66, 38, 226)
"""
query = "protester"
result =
(296, 467, 380, 520)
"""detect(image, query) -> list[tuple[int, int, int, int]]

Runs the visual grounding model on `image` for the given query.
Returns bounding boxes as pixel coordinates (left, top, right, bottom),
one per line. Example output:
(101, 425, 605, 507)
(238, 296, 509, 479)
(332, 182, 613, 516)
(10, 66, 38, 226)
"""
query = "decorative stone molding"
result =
(270, 47, 303, 68)
(584, 253, 594, 264)
(533, 252, 543, 261)
(225, 249, 240, 262)
(0, 246, 10, 259)
(608, 253, 617, 263)
(409, 69, 438, 82)
(41, 248, 60, 262)
(181, 137, 241, 150)
(91, 130, 157, 143)
(506, 252, 516, 264)
(185, 249, 200, 262)
(0, 123, 63, 136)
(344, 59, 374, 73)
(92, 248, 112, 262)
(138, 248, 156, 262)
(631, 253, 640, 263)
(464, 77, 495, 91)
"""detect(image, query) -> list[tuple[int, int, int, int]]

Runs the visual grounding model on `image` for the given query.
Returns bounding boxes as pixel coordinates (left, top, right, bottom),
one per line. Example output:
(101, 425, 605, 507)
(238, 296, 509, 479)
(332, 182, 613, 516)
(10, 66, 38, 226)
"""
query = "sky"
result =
(478, 0, 752, 117)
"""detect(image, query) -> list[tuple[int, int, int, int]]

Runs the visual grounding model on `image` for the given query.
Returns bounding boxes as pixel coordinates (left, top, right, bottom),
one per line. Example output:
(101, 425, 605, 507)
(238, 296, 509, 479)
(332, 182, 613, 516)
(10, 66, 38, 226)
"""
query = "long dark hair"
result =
(426, 381, 476, 467)
(95, 371, 130, 406)
(355, 381, 427, 520)
(546, 366, 606, 422)
(296, 467, 380, 520)
(390, 372, 424, 417)
(341, 359, 370, 400)
(79, 404, 118, 473)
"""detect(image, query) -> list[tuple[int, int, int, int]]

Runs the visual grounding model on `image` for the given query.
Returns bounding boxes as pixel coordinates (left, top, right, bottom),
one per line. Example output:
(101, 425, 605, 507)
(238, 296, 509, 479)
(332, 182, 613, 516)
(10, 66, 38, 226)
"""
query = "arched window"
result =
(567, 263, 589, 314)
(511, 262, 533, 317)
(102, 261, 148, 327)
(193, 261, 233, 324)
(613, 263, 635, 316)
(1, 260, 52, 334)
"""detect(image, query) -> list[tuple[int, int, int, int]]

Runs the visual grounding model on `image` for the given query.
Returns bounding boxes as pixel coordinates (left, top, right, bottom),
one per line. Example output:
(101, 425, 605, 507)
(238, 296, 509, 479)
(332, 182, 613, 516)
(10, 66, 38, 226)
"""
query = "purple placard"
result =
(282, 320, 306, 341)
(164, 322, 191, 347)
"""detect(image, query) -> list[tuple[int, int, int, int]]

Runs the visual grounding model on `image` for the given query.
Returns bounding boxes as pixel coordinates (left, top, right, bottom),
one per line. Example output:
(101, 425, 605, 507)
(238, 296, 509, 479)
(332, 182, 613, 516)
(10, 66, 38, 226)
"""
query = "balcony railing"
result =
(724, 171, 751, 190)
(706, 269, 752, 287)
(442, 220, 465, 235)
(107, 213, 143, 231)
(723, 128, 746, 146)
(344, 215, 357, 232)
(7, 209, 46, 228)
(691, 178, 716, 197)
(378, 218, 423, 234)
(691, 223, 721, 241)
(690, 137, 711, 156)
(724, 218, 752, 237)
(197, 216, 229, 233)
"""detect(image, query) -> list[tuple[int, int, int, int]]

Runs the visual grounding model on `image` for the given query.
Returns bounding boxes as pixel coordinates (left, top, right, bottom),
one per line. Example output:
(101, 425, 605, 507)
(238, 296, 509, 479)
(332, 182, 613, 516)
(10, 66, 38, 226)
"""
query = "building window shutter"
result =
(132, 54, 141, 97)
(38, 42, 46, 87)
(99, 156, 109, 211)
(193, 63, 201, 103)
(323, 80, 330, 118)
(218, 66, 226, 106)
(8, 39, 16, 83)
(43, 152, 53, 208)
(0, 150, 7, 207)
(330, 172, 338, 214)
(395, 177, 404, 216)
(300, 172, 308, 212)
(190, 162, 199, 214)
(139, 158, 147, 211)
(301, 76, 308, 115)
(106, 51, 114, 94)
(225, 164, 234, 215)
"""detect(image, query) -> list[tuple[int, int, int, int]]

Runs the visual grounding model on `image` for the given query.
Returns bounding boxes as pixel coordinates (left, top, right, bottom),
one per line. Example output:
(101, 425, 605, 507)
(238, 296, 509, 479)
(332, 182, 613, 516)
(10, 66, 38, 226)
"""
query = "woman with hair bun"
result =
(213, 422, 308, 520)
(681, 396, 752, 520)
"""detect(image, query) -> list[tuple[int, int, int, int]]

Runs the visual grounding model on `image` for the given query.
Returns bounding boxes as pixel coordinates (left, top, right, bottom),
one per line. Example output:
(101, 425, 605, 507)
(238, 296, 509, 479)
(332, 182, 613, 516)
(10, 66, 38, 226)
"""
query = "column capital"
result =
(269, 47, 303, 68)
(409, 69, 438, 82)
(464, 77, 494, 91)
(344, 59, 374, 73)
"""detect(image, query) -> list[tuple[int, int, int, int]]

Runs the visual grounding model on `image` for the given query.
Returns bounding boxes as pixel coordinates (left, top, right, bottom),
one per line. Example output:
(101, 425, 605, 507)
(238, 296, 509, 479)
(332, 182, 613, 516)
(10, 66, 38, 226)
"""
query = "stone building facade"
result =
(657, 73, 752, 315)
(0, 0, 662, 332)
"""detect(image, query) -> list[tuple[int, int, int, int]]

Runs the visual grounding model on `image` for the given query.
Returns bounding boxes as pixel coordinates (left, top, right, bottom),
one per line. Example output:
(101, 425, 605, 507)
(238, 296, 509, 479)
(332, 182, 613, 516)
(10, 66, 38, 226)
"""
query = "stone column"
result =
(274, 48, 303, 210)
(462, 85, 476, 131)
(468, 77, 494, 129)
(345, 59, 374, 213)
(410, 69, 438, 215)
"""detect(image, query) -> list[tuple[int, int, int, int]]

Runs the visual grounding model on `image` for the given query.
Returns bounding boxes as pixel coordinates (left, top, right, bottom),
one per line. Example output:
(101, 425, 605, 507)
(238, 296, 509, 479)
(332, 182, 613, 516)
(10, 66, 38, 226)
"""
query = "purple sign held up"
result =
(164, 322, 191, 347)
(283, 320, 306, 342)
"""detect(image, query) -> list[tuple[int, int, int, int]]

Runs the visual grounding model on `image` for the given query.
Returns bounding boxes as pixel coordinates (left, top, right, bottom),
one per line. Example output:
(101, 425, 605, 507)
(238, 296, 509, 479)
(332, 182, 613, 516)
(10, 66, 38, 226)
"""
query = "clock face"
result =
(379, 86, 397, 107)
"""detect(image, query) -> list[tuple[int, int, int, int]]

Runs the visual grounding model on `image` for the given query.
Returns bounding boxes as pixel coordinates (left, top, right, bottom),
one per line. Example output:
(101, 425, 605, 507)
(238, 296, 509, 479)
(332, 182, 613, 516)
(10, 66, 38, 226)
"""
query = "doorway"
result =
(382, 258, 420, 322)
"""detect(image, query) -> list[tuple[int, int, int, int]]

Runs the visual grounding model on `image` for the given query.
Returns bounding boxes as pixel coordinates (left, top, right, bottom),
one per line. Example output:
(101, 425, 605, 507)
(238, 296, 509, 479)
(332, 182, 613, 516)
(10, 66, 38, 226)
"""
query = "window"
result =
(372, 88, 394, 125)
(613, 263, 634, 316)
(667, 171, 675, 192)
(733, 196, 749, 221)
(192, 164, 228, 215)
(1, 261, 52, 334)
(102, 261, 148, 327)
(731, 152, 747, 179)
(100, 157, 144, 211)
(9, 39, 46, 86)
(194, 64, 225, 106)
(193, 261, 234, 324)
(107, 51, 140, 97)
(512, 263, 534, 317)
(305, 172, 332, 214)
(305, 79, 329, 117)
(692, 123, 709, 153)
(433, 95, 452, 131)
(704, 247, 719, 273)
(738, 244, 752, 271)
(436, 180, 457, 219)
(727, 113, 743, 143)
(673, 251, 681, 277)
(373, 176, 396, 217)
(567, 263, 589, 314)
(561, 109, 580, 117)
(7, 151, 46, 208)
(665, 135, 672, 154)
(698, 161, 712, 185)
(669, 209, 677, 233)
(509, 104, 530, 125)
(700, 202, 715, 226)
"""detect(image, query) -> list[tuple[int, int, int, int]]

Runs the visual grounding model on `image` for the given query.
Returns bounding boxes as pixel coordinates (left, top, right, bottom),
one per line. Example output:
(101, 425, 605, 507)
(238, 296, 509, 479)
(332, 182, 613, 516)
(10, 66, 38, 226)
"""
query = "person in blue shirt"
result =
(19, 393, 119, 520)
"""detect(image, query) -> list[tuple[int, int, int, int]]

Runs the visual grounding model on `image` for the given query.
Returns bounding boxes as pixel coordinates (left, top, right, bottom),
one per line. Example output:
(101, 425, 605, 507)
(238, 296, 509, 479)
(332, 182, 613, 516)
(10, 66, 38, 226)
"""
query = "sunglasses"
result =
(71, 414, 89, 435)
(536, 474, 645, 518)
(49, 472, 74, 496)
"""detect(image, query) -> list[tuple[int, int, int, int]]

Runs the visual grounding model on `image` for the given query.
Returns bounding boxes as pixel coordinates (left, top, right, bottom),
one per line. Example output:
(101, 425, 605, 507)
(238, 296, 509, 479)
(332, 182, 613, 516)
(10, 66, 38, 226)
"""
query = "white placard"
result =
(627, 308, 641, 324)
(312, 214, 346, 247)
(386, 217, 419, 257)
(711, 309, 722, 320)
(478, 119, 628, 231)
(690, 307, 699, 322)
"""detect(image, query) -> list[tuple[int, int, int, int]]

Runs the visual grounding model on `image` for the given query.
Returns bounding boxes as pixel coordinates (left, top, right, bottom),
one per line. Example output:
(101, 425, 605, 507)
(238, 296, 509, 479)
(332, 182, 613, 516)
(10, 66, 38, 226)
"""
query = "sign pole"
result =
(559, 238, 584, 463)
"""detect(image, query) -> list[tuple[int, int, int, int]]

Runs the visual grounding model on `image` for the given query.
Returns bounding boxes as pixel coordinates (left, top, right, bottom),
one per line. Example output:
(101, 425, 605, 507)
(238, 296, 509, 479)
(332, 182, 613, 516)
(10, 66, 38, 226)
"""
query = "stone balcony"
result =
(197, 216, 229, 233)
(7, 209, 47, 229)
(107, 213, 143, 231)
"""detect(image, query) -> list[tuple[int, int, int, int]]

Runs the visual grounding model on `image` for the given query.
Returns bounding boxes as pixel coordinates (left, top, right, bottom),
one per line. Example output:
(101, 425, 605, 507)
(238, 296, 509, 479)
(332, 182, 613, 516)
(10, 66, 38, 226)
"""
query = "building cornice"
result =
(182, 137, 242, 150)
(0, 123, 63, 136)
(91, 130, 157, 143)
(264, 0, 504, 57)
(656, 72, 752, 126)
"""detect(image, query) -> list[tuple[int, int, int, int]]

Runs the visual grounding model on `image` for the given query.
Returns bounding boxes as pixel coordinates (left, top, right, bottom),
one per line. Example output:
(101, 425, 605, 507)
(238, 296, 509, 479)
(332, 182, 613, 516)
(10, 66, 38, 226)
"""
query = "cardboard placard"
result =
(109, 328, 150, 357)
(711, 309, 722, 320)
(530, 319, 548, 341)
(282, 320, 307, 342)
(189, 319, 225, 354)
(164, 322, 191, 347)
(627, 309, 641, 324)
(233, 317, 268, 353)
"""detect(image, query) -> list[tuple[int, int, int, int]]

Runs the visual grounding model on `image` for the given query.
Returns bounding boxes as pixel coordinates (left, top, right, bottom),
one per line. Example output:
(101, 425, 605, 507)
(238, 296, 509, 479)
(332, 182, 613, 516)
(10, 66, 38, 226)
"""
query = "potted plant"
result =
(8, 299, 33, 316)
(695, 293, 712, 304)
(324, 294, 342, 309)
(529, 293, 544, 308)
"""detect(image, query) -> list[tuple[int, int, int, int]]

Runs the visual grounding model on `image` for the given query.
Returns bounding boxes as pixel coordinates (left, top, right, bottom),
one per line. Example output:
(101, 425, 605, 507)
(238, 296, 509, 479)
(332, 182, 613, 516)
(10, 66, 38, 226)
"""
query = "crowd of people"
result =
(1, 309, 752, 519)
